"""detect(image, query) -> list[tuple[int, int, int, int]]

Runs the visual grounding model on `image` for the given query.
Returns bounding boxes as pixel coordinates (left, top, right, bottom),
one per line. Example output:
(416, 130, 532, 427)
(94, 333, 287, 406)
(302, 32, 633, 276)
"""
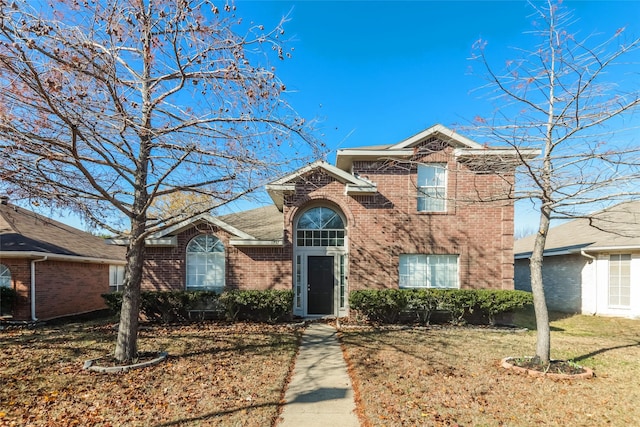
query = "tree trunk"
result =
(114, 221, 146, 362)
(530, 205, 551, 364)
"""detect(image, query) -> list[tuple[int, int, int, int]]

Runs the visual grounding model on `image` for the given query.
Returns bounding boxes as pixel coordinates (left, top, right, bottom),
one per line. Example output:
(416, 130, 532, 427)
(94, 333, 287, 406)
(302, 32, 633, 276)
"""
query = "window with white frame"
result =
(399, 254, 459, 288)
(417, 163, 446, 212)
(186, 234, 225, 291)
(609, 254, 631, 308)
(296, 206, 345, 247)
(0, 264, 11, 288)
(109, 265, 125, 292)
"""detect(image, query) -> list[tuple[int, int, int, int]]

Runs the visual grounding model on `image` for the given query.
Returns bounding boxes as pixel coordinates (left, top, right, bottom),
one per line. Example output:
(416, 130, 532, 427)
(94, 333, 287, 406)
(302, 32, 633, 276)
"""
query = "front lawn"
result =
(0, 321, 300, 426)
(340, 311, 640, 426)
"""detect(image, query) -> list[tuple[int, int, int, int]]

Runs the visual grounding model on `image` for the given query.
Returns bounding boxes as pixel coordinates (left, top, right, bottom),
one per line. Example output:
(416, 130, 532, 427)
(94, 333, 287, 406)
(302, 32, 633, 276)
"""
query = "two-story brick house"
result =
(140, 125, 531, 317)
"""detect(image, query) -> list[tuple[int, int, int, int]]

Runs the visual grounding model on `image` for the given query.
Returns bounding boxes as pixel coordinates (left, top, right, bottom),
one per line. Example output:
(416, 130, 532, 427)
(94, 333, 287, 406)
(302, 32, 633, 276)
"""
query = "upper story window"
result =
(417, 163, 446, 212)
(399, 254, 459, 289)
(186, 234, 225, 291)
(0, 264, 11, 288)
(296, 206, 345, 247)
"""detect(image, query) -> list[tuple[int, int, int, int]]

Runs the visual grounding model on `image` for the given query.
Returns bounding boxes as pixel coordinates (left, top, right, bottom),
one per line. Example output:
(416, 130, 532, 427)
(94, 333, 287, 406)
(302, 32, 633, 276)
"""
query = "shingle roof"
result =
(218, 205, 283, 241)
(514, 201, 640, 256)
(0, 202, 125, 262)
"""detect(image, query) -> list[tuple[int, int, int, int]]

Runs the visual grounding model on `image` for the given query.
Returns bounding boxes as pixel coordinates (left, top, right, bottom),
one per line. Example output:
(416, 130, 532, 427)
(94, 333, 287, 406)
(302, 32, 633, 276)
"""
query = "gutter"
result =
(31, 256, 48, 321)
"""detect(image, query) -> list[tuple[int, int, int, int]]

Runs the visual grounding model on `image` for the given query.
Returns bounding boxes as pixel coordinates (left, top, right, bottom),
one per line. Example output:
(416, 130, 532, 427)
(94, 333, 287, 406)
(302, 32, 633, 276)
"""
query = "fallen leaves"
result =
(0, 321, 299, 426)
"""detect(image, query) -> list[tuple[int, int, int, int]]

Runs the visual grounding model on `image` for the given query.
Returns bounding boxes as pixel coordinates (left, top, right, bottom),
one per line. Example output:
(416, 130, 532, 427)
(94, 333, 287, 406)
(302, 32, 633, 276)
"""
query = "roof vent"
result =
(0, 195, 8, 205)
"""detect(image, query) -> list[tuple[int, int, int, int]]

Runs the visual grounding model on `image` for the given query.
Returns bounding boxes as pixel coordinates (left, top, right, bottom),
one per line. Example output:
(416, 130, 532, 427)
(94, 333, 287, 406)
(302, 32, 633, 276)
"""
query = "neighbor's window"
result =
(399, 254, 459, 288)
(296, 206, 345, 247)
(0, 264, 11, 288)
(417, 163, 446, 212)
(609, 254, 631, 308)
(109, 265, 125, 292)
(186, 234, 225, 291)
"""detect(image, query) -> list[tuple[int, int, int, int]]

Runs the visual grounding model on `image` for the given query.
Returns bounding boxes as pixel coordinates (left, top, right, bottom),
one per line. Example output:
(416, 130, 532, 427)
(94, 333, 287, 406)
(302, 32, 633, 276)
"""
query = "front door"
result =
(307, 256, 334, 315)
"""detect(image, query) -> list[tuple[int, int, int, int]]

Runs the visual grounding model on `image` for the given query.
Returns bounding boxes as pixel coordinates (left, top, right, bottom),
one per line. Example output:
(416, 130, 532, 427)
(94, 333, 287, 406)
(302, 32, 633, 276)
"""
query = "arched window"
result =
(0, 264, 11, 288)
(186, 235, 225, 291)
(296, 207, 345, 247)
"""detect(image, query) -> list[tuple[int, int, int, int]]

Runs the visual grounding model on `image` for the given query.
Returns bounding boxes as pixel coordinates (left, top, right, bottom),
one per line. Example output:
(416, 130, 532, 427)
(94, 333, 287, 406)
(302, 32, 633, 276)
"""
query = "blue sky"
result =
(43, 0, 640, 233)
(232, 0, 640, 234)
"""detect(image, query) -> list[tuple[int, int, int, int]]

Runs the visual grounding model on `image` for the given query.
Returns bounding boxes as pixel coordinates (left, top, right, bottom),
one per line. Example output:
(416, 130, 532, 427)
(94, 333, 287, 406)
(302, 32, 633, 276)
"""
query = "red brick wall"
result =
(0, 258, 110, 321)
(141, 141, 515, 293)
(0, 258, 31, 320)
(141, 224, 291, 291)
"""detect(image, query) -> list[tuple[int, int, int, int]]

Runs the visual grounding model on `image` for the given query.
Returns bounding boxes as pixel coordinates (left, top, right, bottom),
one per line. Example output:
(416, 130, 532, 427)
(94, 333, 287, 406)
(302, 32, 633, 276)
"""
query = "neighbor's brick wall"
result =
(0, 258, 31, 320)
(515, 255, 585, 313)
(34, 261, 110, 320)
(0, 258, 110, 321)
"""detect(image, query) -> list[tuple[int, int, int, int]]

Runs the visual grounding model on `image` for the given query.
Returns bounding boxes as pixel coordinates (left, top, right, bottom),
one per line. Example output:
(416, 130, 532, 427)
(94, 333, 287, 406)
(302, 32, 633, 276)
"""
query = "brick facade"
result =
(141, 140, 516, 295)
(1, 258, 110, 321)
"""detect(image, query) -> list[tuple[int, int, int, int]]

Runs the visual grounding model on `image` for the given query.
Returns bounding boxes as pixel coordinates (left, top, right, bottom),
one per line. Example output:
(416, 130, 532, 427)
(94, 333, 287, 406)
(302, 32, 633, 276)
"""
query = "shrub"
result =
(0, 286, 17, 316)
(433, 289, 480, 325)
(218, 290, 293, 323)
(101, 290, 221, 322)
(349, 289, 408, 323)
(475, 289, 533, 325)
(101, 292, 123, 315)
(404, 289, 439, 324)
(349, 288, 532, 326)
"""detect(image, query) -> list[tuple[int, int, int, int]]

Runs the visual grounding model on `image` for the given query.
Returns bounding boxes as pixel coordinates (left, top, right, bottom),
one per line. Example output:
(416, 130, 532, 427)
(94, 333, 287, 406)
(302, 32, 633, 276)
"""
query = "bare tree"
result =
(0, 0, 318, 362)
(470, 1, 640, 363)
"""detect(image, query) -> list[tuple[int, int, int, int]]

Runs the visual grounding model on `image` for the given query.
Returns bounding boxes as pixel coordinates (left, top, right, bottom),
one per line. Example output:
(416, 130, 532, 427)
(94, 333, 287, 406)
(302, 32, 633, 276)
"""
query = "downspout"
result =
(31, 256, 48, 321)
(580, 250, 597, 315)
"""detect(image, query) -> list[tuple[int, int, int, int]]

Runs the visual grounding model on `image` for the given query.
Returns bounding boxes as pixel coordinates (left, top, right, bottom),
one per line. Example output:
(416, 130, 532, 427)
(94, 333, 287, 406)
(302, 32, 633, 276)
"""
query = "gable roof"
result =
(265, 160, 377, 210)
(514, 201, 640, 258)
(335, 124, 537, 171)
(0, 201, 125, 263)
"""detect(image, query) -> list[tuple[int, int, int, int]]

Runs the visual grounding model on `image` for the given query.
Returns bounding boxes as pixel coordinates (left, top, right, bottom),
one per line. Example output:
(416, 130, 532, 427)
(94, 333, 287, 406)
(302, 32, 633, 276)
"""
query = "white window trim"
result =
(399, 254, 459, 289)
(186, 234, 225, 291)
(417, 163, 447, 213)
(0, 264, 11, 288)
(109, 265, 125, 292)
(608, 254, 631, 308)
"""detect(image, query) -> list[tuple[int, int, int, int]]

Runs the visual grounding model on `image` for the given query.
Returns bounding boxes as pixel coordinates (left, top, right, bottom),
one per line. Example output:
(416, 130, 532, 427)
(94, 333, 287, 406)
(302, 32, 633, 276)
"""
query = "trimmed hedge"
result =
(102, 289, 292, 323)
(349, 289, 533, 325)
(219, 290, 293, 323)
(102, 290, 220, 323)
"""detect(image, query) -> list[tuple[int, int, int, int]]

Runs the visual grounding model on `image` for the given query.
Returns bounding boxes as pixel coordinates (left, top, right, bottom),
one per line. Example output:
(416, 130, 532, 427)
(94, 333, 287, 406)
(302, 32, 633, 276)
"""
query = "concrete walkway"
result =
(278, 322, 360, 426)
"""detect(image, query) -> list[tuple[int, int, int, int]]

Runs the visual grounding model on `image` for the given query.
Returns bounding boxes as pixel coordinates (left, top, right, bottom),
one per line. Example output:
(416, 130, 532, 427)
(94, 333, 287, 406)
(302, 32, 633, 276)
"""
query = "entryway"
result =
(307, 256, 334, 315)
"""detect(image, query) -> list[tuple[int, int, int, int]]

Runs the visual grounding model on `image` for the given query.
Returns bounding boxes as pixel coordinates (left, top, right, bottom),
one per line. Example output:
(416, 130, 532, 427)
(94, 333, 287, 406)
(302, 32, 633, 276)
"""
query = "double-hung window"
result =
(399, 254, 459, 288)
(609, 254, 631, 308)
(417, 163, 446, 212)
(109, 265, 125, 292)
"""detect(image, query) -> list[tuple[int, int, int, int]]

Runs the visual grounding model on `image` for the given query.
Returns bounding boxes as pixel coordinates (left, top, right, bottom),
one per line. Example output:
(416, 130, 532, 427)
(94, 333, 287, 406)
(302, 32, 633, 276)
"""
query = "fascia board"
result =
(572, 245, 640, 253)
(335, 149, 413, 171)
(345, 183, 378, 195)
(146, 215, 256, 241)
(0, 251, 126, 265)
(229, 239, 284, 247)
(454, 148, 541, 159)
(390, 124, 484, 150)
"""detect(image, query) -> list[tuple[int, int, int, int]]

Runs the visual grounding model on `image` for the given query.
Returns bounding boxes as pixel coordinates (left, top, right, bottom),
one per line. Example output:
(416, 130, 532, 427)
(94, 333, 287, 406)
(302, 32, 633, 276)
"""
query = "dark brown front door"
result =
(307, 256, 334, 315)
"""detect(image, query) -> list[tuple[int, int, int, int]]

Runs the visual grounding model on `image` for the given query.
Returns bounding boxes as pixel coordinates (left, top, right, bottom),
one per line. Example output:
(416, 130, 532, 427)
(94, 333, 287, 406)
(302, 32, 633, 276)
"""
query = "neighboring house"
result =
(514, 201, 640, 318)
(134, 124, 532, 318)
(0, 197, 126, 321)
